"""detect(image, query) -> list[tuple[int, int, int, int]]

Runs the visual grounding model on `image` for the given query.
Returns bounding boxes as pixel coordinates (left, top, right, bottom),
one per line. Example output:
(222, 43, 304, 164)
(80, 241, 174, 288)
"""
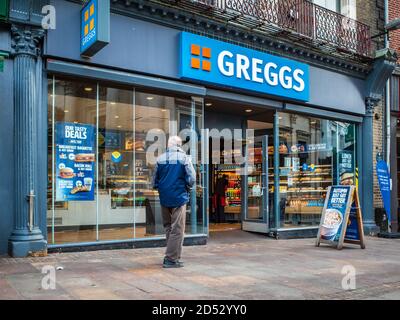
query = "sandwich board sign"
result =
(316, 186, 365, 250)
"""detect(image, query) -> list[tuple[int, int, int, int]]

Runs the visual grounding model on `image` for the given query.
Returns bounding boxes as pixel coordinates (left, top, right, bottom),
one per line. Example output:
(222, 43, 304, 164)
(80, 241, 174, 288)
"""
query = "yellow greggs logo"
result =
(190, 44, 211, 72)
(83, 3, 95, 37)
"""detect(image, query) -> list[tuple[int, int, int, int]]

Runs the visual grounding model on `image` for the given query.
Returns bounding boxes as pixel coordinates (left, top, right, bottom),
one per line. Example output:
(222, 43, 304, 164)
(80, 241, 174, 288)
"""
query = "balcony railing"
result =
(157, 0, 372, 58)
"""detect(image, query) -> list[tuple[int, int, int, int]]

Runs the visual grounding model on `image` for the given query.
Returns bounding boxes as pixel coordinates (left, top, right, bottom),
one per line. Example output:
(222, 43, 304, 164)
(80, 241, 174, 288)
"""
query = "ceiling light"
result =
(84, 87, 93, 92)
(64, 110, 69, 113)
(110, 102, 116, 105)
(161, 109, 167, 112)
(205, 103, 212, 107)
(146, 97, 154, 101)
(117, 125, 122, 129)
(245, 109, 253, 113)
(115, 115, 120, 119)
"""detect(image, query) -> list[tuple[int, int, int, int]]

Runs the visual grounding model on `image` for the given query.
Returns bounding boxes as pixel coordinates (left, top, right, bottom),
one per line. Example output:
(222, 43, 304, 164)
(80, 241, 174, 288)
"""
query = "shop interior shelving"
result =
(214, 165, 242, 216)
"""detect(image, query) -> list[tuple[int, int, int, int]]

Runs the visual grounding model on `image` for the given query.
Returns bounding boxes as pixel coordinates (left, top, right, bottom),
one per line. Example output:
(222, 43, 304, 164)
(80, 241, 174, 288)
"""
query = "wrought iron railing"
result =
(157, 0, 372, 57)
(313, 4, 371, 57)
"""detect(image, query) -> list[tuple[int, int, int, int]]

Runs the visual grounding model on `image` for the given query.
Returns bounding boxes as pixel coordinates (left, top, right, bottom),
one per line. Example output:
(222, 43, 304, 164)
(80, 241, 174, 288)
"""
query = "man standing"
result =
(214, 174, 228, 223)
(153, 136, 196, 268)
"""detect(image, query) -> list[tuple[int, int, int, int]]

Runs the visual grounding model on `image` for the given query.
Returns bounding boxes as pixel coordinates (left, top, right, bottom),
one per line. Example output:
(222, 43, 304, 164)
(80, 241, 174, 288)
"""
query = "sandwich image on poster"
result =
(75, 153, 95, 162)
(55, 122, 95, 201)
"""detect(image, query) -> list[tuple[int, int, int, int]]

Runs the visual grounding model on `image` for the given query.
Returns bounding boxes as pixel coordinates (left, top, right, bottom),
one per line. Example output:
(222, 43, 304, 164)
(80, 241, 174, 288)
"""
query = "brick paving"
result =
(0, 231, 399, 300)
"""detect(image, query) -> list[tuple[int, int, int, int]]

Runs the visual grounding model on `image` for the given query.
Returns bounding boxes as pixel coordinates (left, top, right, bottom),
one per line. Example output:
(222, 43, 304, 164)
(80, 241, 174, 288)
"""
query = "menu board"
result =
(56, 122, 95, 201)
(316, 186, 365, 249)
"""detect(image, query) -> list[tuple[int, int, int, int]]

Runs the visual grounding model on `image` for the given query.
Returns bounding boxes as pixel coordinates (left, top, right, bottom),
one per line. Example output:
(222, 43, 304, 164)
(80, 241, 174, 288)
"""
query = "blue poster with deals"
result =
(376, 160, 391, 222)
(56, 122, 95, 201)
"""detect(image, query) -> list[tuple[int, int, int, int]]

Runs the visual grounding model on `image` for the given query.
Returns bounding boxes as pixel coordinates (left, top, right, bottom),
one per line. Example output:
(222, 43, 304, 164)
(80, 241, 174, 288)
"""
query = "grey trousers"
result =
(161, 205, 186, 262)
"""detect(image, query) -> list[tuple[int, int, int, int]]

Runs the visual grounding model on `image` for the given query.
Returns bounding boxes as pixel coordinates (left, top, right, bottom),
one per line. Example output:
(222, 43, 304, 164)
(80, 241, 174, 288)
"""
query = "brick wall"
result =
(373, 101, 384, 208)
(357, 1, 386, 209)
(389, 0, 400, 63)
(356, 0, 385, 51)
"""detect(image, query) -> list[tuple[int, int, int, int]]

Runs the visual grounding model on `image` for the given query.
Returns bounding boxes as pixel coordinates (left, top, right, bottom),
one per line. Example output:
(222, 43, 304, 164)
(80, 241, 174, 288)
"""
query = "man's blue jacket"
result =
(153, 146, 196, 208)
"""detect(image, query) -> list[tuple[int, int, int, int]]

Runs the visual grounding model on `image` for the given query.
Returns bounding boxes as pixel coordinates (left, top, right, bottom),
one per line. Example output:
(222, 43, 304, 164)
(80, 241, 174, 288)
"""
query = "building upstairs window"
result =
(313, 0, 357, 20)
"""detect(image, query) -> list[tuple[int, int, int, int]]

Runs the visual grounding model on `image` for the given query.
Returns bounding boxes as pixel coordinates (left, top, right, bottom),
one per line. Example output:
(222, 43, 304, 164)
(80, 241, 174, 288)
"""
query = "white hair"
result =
(168, 135, 183, 148)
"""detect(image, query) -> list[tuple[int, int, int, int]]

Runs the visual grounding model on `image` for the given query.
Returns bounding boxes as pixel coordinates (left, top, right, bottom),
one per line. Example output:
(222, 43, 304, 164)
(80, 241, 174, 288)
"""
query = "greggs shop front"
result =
(0, 0, 376, 256)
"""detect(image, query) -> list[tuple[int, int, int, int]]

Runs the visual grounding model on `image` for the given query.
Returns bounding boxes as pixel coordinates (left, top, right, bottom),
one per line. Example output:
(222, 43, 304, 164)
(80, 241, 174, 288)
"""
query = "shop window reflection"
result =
(277, 113, 357, 229)
(47, 78, 98, 244)
(98, 85, 135, 241)
(48, 78, 205, 245)
(134, 92, 204, 238)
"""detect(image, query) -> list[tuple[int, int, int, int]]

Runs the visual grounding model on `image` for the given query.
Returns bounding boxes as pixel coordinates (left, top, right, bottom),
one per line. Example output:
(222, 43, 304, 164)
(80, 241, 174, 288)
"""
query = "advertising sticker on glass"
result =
(56, 122, 95, 201)
(338, 151, 354, 185)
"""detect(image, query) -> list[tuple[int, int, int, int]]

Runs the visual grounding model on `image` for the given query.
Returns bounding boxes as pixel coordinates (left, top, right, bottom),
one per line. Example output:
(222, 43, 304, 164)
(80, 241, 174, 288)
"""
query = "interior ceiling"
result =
(205, 98, 275, 123)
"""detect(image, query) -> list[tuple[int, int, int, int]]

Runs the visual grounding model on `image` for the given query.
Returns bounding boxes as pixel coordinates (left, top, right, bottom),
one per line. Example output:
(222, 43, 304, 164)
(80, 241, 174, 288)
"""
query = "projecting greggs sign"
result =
(180, 32, 310, 102)
(80, 0, 110, 57)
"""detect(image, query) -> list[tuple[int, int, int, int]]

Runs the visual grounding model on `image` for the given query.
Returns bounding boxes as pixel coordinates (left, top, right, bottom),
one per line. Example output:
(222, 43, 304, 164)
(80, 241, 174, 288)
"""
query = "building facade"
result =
(0, 0, 397, 257)
(388, 0, 400, 233)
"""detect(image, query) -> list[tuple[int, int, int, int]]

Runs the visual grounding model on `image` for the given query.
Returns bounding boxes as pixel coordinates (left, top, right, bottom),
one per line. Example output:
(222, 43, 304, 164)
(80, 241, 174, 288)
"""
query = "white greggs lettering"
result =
(217, 51, 305, 92)
(180, 32, 310, 101)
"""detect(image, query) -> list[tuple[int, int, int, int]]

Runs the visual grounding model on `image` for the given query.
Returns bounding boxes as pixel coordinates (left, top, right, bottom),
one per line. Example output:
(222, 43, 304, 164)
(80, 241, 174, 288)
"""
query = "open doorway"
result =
(204, 98, 275, 235)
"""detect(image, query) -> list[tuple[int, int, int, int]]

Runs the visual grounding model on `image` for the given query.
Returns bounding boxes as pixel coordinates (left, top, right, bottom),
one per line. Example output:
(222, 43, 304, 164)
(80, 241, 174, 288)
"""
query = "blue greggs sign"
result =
(180, 32, 310, 102)
(80, 0, 110, 57)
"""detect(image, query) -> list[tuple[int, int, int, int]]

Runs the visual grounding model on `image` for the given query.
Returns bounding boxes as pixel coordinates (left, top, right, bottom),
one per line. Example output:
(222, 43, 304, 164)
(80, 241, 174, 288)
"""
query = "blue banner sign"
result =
(320, 186, 351, 242)
(80, 0, 110, 57)
(376, 160, 391, 222)
(56, 122, 95, 201)
(180, 32, 310, 101)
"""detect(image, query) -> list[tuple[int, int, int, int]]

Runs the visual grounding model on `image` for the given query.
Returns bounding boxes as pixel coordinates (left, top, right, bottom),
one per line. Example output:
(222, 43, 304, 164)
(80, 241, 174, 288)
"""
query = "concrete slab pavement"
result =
(0, 230, 399, 300)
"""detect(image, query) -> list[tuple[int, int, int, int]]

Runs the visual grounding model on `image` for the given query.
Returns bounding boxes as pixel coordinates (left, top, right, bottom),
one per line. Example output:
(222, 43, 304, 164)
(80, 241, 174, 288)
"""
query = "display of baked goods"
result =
(125, 138, 145, 151)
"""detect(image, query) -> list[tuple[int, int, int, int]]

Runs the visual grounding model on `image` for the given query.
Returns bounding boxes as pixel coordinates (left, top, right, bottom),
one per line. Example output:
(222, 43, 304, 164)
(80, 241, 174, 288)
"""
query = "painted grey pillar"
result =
(362, 98, 380, 235)
(8, 25, 47, 257)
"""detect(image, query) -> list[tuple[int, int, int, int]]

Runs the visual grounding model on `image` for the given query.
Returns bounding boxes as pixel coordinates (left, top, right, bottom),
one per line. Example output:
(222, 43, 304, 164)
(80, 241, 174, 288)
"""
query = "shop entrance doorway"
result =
(204, 99, 275, 236)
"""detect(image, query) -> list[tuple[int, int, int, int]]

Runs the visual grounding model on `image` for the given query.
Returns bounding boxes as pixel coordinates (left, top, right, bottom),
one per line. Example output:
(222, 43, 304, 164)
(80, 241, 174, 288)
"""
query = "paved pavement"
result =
(0, 230, 399, 300)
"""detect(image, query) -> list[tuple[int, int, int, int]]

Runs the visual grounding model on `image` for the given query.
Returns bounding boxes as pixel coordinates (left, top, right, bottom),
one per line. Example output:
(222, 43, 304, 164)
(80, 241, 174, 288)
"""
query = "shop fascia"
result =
(217, 51, 306, 92)
(180, 32, 310, 102)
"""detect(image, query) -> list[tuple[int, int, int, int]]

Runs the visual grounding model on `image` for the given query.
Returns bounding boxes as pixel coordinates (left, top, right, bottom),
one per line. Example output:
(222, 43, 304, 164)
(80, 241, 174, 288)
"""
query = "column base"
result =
(8, 229, 47, 257)
(8, 239, 47, 258)
(363, 220, 380, 236)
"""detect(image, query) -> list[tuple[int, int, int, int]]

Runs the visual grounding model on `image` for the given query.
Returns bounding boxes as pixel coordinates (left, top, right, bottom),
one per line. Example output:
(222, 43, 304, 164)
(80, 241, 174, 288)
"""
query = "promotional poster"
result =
(338, 151, 354, 185)
(344, 204, 360, 241)
(56, 122, 96, 201)
(376, 160, 391, 222)
(320, 186, 351, 242)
